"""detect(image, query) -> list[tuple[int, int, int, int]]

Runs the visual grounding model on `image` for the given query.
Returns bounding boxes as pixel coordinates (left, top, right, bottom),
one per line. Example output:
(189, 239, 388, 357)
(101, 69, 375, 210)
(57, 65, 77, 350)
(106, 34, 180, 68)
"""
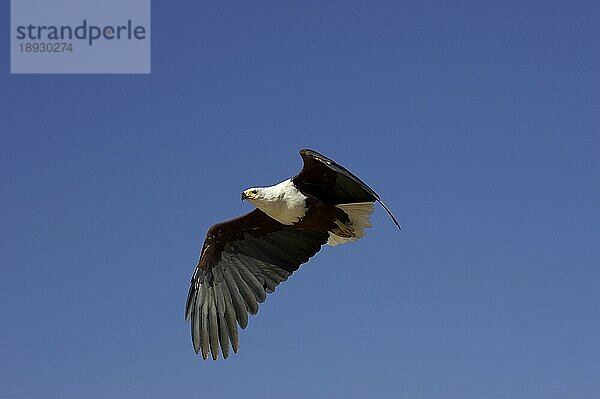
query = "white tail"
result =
(327, 202, 375, 246)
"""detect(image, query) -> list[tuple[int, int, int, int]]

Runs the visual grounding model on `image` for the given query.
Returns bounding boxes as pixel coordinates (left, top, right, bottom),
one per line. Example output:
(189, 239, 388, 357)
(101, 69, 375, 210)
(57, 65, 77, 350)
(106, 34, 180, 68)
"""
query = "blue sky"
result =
(1, 1, 599, 398)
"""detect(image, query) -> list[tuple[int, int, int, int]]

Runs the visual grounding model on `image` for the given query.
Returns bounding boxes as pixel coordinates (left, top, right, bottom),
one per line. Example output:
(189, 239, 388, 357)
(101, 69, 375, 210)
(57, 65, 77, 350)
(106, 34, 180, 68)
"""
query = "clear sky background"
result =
(1, 1, 599, 398)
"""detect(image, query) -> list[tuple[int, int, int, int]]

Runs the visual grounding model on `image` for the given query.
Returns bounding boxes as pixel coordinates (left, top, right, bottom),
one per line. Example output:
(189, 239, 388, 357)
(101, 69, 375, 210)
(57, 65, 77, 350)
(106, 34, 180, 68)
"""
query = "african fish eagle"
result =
(185, 149, 400, 360)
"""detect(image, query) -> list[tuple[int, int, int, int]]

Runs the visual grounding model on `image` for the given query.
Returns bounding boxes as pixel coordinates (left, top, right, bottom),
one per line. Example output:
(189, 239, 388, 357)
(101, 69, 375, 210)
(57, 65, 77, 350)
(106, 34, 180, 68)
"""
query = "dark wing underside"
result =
(185, 209, 328, 360)
(292, 149, 400, 228)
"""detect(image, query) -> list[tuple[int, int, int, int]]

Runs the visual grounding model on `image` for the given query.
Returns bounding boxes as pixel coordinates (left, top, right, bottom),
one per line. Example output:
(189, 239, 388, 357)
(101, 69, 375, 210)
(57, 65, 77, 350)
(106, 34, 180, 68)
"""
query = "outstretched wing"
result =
(292, 149, 400, 229)
(185, 209, 328, 360)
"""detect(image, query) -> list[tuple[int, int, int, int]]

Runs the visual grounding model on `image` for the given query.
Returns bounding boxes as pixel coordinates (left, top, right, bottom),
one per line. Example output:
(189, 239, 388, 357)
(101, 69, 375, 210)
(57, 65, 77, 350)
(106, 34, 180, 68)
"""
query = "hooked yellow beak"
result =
(241, 189, 257, 201)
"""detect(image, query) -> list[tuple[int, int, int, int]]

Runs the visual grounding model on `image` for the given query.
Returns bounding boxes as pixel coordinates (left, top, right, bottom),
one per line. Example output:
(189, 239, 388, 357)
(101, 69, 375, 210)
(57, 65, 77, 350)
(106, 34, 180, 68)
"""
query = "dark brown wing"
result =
(292, 149, 400, 229)
(185, 209, 328, 360)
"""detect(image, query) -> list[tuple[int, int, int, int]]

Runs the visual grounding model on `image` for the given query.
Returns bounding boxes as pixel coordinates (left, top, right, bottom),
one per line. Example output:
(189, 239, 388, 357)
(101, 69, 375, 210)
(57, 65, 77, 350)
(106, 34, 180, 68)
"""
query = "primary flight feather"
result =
(185, 149, 400, 360)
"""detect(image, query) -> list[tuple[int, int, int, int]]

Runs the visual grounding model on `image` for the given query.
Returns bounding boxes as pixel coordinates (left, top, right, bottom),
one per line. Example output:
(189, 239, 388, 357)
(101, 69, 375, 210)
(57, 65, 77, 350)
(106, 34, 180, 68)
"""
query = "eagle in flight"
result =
(185, 149, 400, 360)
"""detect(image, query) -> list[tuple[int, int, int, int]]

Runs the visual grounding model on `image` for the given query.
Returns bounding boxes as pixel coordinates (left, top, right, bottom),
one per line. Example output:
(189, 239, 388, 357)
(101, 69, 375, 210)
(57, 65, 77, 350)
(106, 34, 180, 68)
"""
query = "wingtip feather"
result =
(377, 199, 401, 230)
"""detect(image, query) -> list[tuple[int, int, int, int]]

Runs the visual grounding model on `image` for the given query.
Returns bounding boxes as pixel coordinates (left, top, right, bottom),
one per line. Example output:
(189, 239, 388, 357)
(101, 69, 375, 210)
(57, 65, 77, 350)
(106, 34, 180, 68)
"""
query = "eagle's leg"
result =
(331, 221, 356, 238)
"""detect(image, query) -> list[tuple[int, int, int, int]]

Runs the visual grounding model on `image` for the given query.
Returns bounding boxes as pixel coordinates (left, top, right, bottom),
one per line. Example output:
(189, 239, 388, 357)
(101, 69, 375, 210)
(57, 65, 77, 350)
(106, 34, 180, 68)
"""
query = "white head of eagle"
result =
(241, 179, 308, 225)
(185, 149, 400, 360)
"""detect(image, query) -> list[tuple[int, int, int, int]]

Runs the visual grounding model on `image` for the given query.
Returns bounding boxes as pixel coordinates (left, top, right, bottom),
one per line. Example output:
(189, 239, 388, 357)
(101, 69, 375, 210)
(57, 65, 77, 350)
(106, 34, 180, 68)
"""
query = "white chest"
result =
(252, 179, 308, 225)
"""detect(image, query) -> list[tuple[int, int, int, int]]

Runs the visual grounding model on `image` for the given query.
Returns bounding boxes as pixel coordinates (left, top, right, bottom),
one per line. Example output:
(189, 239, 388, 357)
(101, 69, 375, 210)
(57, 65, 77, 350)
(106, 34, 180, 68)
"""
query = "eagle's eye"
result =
(251, 190, 258, 195)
